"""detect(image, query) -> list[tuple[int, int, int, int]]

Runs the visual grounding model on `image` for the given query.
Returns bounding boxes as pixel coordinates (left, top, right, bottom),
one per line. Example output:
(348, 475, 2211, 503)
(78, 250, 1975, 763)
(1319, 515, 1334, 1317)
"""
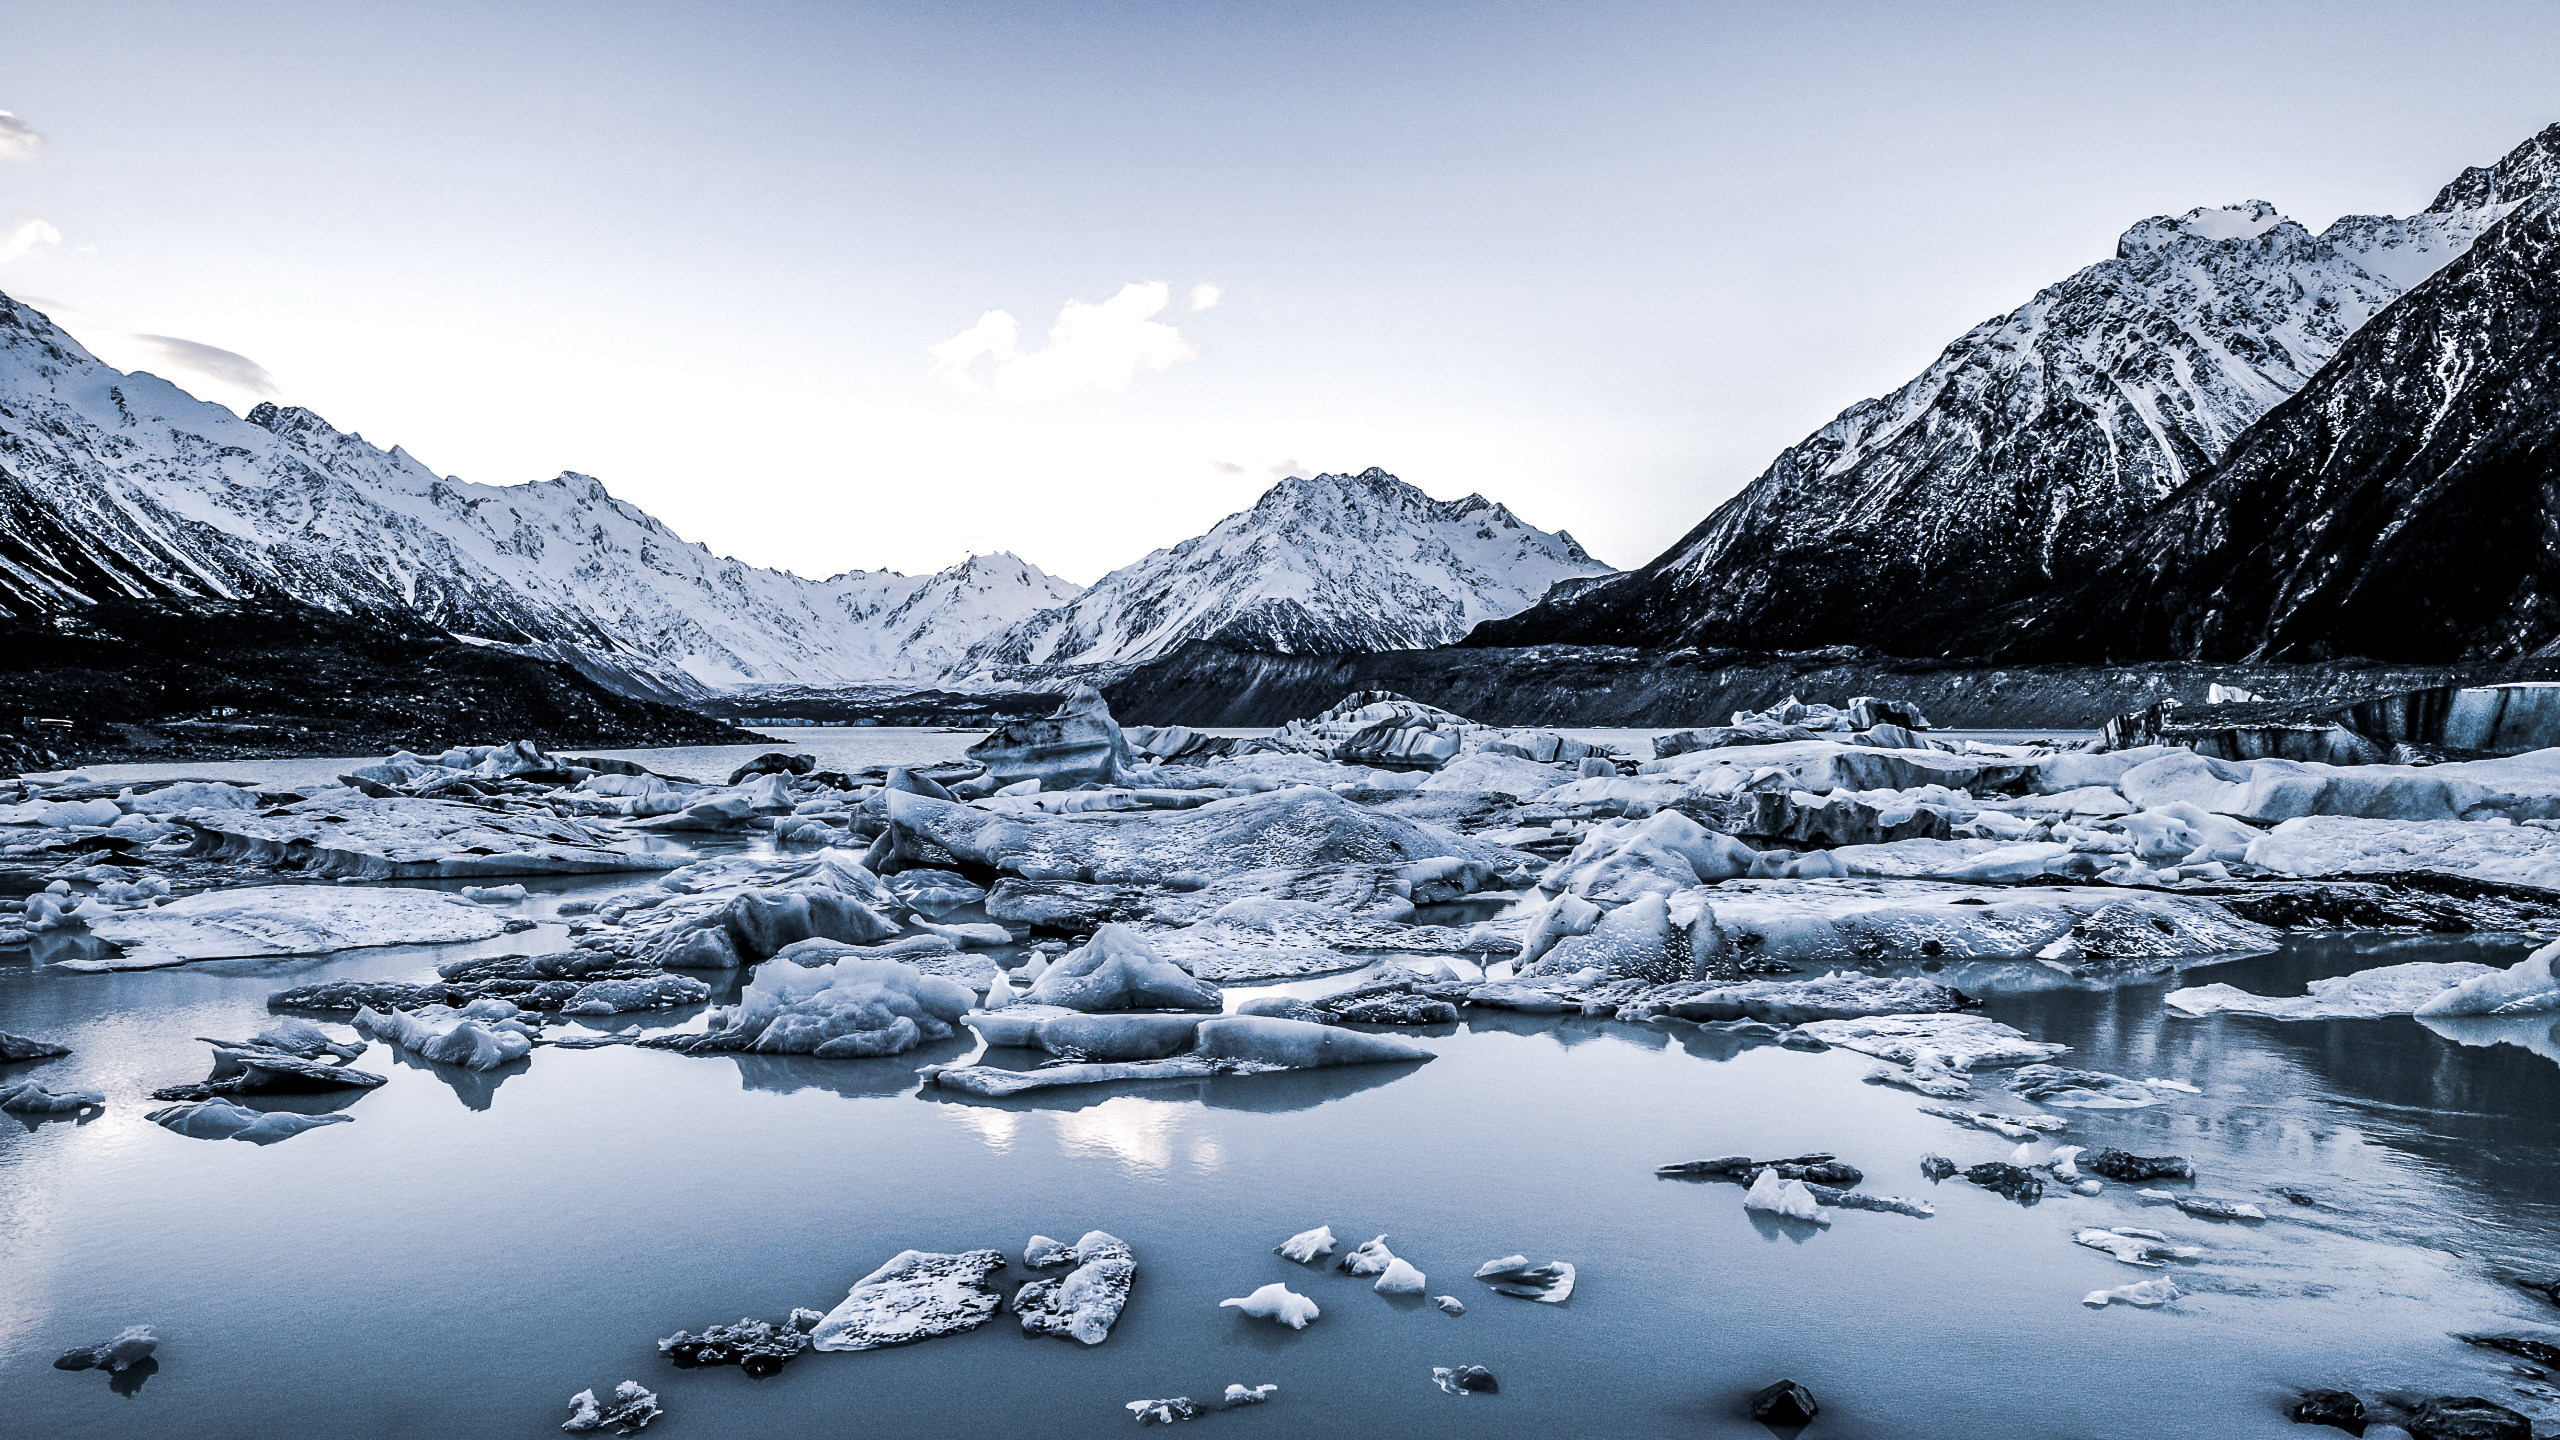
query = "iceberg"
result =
(1193, 1016, 1436, 1069)
(810, 1249, 1009, 1351)
(660, 956, 974, 1058)
(2413, 939, 2560, 1017)
(1276, 1226, 1337, 1264)
(1219, 1283, 1319, 1329)
(73, 885, 507, 972)
(1013, 1230, 1134, 1345)
(1374, 1257, 1428, 1296)
(2167, 960, 2502, 1020)
(1023, 926, 1221, 1012)
(1743, 1168, 1831, 1225)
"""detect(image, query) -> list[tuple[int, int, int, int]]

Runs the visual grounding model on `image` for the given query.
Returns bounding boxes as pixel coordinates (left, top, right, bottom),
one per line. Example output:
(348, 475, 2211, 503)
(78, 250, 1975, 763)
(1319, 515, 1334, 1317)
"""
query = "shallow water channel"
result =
(5, 739, 2558, 1437)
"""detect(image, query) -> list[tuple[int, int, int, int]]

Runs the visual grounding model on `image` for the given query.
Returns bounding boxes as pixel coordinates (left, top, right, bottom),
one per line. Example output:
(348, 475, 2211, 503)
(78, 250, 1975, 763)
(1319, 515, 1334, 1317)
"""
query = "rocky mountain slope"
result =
(951, 467, 1611, 680)
(0, 294, 1082, 691)
(1471, 122, 2560, 656)
(1962, 182, 2560, 663)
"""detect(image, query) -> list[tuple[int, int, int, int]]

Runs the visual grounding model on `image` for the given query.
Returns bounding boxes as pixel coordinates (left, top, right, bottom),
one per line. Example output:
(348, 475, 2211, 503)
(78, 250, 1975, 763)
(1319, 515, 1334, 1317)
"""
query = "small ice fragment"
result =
(1222, 1384, 1277, 1406)
(461, 884, 528, 904)
(1336, 1234, 1396, 1275)
(1743, 1168, 1831, 1225)
(1374, 1258, 1427, 1295)
(1220, 1283, 1319, 1329)
(1433, 1365, 1498, 1395)
(2082, 1279, 2181, 1308)
(1434, 1295, 1466, 1315)
(1275, 1225, 1336, 1264)
(1127, 1397, 1206, 1424)
(561, 1380, 661, 1433)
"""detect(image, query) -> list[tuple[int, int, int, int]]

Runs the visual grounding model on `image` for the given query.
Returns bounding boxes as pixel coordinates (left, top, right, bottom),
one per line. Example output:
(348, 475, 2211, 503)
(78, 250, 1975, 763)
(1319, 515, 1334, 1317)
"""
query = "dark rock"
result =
(657, 1311, 822, 1378)
(2081, 1148, 2195, 1182)
(1920, 1154, 1957, 1182)
(1962, 1162, 2045, 1203)
(1435, 1365, 1499, 1395)
(0, 1032, 72, 1063)
(1129, 1396, 1208, 1424)
(1655, 1153, 1862, 1187)
(270, 951, 705, 1015)
(2403, 1395, 2531, 1440)
(150, 1044, 386, 1101)
(1747, 1379, 1819, 1425)
(2287, 1389, 2367, 1433)
(728, 752, 816, 784)
(2457, 1333, 2560, 1368)
(2506, 1275, 2560, 1309)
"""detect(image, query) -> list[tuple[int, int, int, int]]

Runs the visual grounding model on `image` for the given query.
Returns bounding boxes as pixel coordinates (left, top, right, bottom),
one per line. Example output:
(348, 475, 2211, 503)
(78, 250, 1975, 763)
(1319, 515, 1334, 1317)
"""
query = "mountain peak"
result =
(2117, 200, 2291, 256)
(2425, 120, 2560, 216)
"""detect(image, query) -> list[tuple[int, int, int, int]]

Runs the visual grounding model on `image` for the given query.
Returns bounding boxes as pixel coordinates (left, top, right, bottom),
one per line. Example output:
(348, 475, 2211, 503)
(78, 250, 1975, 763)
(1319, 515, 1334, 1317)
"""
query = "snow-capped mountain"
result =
(0, 293, 1082, 689)
(1964, 181, 2560, 664)
(952, 467, 1612, 679)
(1472, 122, 2560, 656)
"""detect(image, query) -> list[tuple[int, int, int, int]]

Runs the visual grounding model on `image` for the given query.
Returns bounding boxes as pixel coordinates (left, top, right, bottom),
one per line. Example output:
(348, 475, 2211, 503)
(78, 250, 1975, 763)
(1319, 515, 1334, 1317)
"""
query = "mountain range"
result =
(0, 296, 1600, 693)
(1473, 122, 2560, 662)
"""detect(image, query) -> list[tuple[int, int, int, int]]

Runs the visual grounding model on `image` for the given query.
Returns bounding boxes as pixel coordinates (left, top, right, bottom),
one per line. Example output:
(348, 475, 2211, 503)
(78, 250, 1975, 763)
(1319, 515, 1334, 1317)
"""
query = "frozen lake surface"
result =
(6, 732, 2555, 1438)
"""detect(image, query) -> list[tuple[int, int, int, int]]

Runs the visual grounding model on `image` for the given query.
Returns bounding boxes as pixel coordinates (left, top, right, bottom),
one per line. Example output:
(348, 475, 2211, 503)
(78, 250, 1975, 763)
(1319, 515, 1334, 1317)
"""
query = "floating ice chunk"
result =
(561, 1380, 661, 1433)
(1865, 1053, 1971, 1098)
(1744, 1168, 1831, 1225)
(1275, 1225, 1337, 1264)
(353, 1004, 535, 1070)
(2168, 961, 2503, 1020)
(1128, 1396, 1206, 1424)
(1220, 1283, 1319, 1329)
(656, 1311, 821, 1377)
(1473, 1256, 1575, 1302)
(693, 956, 974, 1058)
(1337, 1235, 1397, 1275)
(1223, 1384, 1277, 1405)
(979, 970, 1017, 1011)
(146, 1098, 353, 1143)
(1434, 1295, 1466, 1315)
(0, 1079, 105, 1114)
(1025, 925, 1222, 1012)
(1015, 1231, 1135, 1345)
(33, 798, 122, 827)
(1374, 1258, 1428, 1295)
(1796, 1014, 2067, 1070)
(1917, 1106, 2067, 1139)
(2082, 1279, 2180, 1308)
(74, 885, 506, 972)
(2074, 1228, 2201, 1267)
(0, 1031, 72, 1062)
(2413, 939, 2560, 1018)
(460, 884, 528, 904)
(53, 1324, 159, 1372)
(2010, 1065, 2172, 1108)
(810, 1249, 1009, 1351)
(927, 1057, 1215, 1096)
(2050, 1146, 2087, 1182)
(2140, 1192, 2265, 1221)
(1194, 1016, 1435, 1069)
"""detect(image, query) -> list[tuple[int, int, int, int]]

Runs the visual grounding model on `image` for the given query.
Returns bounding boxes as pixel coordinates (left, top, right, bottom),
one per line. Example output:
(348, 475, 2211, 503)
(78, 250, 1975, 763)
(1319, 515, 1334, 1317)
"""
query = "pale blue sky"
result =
(3, 1, 2556, 583)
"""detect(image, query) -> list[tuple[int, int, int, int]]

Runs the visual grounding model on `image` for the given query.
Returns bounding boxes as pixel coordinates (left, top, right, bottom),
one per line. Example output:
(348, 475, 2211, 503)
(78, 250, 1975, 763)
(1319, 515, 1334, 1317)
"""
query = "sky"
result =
(2, 1, 2557, 587)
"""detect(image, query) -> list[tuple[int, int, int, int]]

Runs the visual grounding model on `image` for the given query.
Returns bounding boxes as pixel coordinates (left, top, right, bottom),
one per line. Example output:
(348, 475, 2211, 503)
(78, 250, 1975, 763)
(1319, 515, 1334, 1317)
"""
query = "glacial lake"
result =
(6, 731, 2557, 1438)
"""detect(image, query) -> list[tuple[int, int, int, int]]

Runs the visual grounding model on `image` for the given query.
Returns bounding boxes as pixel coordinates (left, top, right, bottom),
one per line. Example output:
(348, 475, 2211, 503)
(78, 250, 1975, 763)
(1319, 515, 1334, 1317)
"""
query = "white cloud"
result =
(928, 281, 1201, 403)
(0, 111, 42, 164)
(120, 334, 283, 398)
(1210, 459, 1246, 475)
(1188, 282, 1222, 312)
(0, 215, 61, 263)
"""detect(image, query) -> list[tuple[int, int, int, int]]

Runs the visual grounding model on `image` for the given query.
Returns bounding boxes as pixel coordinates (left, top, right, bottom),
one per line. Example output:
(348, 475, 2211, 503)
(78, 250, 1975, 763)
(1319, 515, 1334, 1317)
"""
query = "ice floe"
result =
(810, 1249, 1009, 1351)
(1014, 1230, 1135, 1345)
(2166, 961, 2504, 1020)
(1220, 1283, 1319, 1329)
(72, 885, 507, 971)
(651, 955, 973, 1058)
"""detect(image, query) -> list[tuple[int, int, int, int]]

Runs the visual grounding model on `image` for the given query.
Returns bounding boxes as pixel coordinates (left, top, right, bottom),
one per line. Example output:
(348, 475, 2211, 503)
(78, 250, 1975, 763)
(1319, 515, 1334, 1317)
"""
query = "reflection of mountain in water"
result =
(1983, 934, 2560, 1258)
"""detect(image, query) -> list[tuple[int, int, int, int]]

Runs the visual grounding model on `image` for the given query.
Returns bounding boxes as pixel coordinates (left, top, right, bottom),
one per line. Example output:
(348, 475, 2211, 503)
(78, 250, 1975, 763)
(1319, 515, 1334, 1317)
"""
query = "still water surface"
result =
(4, 734, 2553, 1438)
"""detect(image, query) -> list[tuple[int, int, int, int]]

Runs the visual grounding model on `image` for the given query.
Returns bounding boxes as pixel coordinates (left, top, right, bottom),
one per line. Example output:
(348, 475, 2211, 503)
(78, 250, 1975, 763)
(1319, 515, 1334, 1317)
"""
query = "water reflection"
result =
(2420, 1012, 2560, 1068)
(385, 1045, 526, 1111)
(727, 1035, 973, 1100)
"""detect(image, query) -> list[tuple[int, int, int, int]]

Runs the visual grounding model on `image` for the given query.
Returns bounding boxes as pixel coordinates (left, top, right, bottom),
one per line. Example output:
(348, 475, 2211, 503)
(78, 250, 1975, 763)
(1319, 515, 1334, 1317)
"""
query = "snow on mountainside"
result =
(1471, 122, 2560, 657)
(1963, 182, 2560, 664)
(0, 293, 1081, 689)
(953, 467, 1612, 678)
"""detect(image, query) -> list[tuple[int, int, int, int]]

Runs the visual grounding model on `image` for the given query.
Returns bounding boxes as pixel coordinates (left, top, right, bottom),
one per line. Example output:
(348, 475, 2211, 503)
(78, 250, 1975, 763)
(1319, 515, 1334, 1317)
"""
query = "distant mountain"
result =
(1471, 122, 2560, 656)
(949, 467, 1612, 681)
(1960, 183, 2560, 663)
(0, 294, 1081, 690)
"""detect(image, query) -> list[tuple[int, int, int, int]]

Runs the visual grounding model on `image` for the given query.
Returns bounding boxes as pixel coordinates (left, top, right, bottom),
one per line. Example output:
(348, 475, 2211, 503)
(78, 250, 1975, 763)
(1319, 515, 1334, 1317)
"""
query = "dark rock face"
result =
(2457, 1334, 2560, 1367)
(727, 753, 815, 784)
(1962, 1162, 2045, 1203)
(2287, 1389, 2367, 1433)
(1747, 1379, 1819, 1425)
(2404, 1396, 2531, 1440)
(1473, 126, 2560, 659)
(2080, 1148, 2196, 1182)
(1974, 184, 2560, 664)
(0, 597, 750, 766)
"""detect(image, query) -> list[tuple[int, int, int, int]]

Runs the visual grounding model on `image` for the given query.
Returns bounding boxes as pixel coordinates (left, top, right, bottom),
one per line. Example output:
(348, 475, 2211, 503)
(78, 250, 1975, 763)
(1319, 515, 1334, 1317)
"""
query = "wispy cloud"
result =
(1188, 282, 1221, 312)
(928, 281, 1204, 403)
(0, 215, 61, 263)
(0, 111, 42, 164)
(120, 334, 282, 398)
